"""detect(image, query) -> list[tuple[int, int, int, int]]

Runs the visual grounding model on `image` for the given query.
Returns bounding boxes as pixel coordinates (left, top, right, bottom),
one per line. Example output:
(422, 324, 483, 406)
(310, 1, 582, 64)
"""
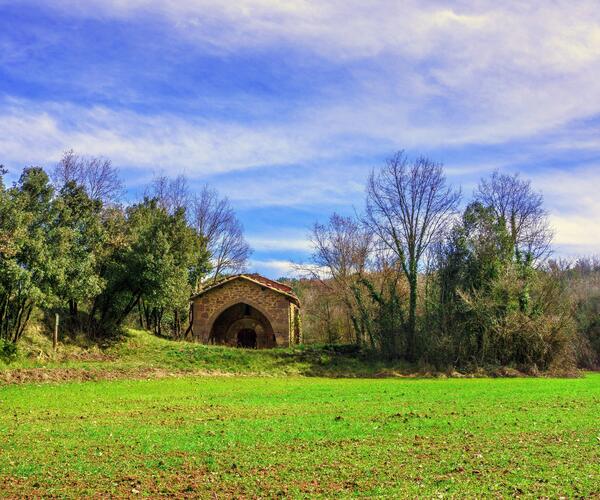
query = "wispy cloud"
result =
(0, 100, 314, 174)
(1, 0, 600, 273)
(4, 2, 600, 161)
(247, 235, 312, 253)
(249, 259, 299, 278)
(531, 165, 600, 250)
(21, 1, 600, 141)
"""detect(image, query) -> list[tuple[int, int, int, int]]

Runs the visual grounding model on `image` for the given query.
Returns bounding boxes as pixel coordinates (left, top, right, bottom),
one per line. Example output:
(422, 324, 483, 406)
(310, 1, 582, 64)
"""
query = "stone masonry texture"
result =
(191, 277, 300, 348)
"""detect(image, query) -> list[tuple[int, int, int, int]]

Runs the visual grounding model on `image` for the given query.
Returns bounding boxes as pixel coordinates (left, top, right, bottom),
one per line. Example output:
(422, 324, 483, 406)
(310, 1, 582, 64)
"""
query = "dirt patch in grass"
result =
(0, 364, 583, 385)
(0, 366, 396, 385)
(0, 367, 213, 385)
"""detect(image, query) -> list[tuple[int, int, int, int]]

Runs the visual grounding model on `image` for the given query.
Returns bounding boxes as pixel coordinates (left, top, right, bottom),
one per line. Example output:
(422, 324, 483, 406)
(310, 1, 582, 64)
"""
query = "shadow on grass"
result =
(267, 344, 417, 378)
(160, 338, 417, 378)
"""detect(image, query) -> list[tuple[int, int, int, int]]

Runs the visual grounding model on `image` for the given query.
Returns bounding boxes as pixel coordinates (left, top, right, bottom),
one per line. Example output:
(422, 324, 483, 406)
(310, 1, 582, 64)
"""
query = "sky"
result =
(1, 1, 600, 278)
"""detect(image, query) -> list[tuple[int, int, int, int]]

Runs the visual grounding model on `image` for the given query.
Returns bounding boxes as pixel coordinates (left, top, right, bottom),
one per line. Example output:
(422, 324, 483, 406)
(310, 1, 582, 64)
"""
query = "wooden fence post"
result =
(53, 313, 59, 350)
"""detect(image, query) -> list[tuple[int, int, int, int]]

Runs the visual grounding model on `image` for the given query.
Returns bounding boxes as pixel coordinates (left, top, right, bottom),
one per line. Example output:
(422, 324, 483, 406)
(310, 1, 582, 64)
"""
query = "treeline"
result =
(0, 150, 250, 353)
(2, 148, 598, 372)
(294, 152, 599, 371)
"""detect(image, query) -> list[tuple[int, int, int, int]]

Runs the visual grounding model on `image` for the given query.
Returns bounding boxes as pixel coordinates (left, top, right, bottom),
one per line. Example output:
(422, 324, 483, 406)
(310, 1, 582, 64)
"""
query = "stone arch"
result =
(206, 298, 275, 334)
(207, 300, 277, 348)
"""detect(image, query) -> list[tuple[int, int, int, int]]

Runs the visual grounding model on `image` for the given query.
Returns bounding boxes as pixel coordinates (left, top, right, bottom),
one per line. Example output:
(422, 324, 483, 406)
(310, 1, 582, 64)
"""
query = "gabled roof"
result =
(190, 273, 300, 305)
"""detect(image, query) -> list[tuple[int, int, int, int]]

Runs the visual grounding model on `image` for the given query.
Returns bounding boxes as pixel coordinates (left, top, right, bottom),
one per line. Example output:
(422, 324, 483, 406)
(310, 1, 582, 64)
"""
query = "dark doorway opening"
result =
(237, 328, 257, 348)
(209, 302, 275, 348)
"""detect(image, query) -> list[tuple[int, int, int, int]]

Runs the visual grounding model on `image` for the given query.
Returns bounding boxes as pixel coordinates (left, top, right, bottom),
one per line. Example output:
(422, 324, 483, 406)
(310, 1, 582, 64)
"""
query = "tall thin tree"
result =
(365, 151, 460, 360)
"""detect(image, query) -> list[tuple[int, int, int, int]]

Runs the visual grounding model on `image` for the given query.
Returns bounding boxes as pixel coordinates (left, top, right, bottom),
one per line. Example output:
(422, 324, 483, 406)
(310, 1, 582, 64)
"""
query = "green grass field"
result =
(1, 371, 599, 497)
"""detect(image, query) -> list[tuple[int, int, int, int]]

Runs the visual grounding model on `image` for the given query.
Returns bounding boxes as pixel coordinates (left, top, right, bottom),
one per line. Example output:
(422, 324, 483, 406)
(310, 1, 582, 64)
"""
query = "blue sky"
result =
(1, 1, 600, 277)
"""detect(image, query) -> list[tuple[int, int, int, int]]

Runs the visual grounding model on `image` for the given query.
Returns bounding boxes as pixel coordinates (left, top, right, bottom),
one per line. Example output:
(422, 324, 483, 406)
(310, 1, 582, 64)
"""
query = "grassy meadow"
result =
(0, 350, 598, 497)
(0, 328, 435, 383)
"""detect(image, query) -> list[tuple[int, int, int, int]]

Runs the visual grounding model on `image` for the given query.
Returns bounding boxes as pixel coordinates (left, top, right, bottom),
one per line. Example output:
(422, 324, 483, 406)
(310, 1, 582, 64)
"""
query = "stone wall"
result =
(191, 278, 295, 347)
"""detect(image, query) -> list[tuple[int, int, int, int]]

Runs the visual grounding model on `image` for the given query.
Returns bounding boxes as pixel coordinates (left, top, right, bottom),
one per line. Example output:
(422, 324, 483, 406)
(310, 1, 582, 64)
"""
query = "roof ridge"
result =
(240, 273, 293, 292)
(191, 273, 299, 305)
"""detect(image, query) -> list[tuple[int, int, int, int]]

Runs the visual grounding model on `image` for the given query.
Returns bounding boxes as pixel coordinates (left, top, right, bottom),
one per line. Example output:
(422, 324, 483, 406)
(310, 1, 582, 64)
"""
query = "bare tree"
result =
(310, 213, 372, 281)
(53, 149, 123, 203)
(191, 185, 251, 282)
(146, 174, 190, 214)
(307, 213, 373, 345)
(475, 171, 552, 262)
(145, 177, 251, 285)
(364, 151, 460, 360)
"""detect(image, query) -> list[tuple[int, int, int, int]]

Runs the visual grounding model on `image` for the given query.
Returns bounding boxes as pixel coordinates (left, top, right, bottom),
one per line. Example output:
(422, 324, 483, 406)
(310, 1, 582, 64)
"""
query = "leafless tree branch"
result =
(191, 185, 251, 281)
(53, 149, 123, 204)
(475, 171, 553, 263)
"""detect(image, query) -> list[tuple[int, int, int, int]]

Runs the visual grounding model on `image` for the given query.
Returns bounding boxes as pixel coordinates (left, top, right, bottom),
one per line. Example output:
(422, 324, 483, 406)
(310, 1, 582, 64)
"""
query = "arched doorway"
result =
(237, 328, 257, 348)
(209, 302, 276, 348)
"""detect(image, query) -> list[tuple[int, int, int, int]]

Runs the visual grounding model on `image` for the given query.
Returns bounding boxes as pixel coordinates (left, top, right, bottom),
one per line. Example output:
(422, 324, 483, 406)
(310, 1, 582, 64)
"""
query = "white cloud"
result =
(7, 1, 600, 148)
(247, 235, 312, 252)
(0, 100, 319, 174)
(249, 258, 328, 279)
(4, 2, 600, 179)
(249, 259, 299, 278)
(550, 215, 600, 248)
(531, 166, 600, 250)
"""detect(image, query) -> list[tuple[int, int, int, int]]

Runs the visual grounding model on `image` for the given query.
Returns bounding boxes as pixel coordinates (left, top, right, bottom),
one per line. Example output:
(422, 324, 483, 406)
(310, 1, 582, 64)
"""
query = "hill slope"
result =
(1, 329, 416, 383)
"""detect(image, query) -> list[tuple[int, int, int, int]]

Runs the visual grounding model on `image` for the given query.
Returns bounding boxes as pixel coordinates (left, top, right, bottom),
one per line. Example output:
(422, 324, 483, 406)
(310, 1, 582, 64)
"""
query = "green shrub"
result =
(0, 339, 18, 363)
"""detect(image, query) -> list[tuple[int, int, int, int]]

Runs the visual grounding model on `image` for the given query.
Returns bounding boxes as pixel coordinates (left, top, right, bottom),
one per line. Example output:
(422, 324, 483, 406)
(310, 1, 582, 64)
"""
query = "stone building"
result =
(189, 274, 301, 348)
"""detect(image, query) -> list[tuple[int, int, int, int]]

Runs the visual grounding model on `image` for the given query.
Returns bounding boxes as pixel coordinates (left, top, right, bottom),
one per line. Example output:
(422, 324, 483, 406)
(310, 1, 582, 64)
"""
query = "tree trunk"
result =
(115, 293, 141, 327)
(155, 308, 163, 336)
(138, 300, 144, 329)
(407, 271, 418, 362)
(183, 304, 194, 339)
(173, 309, 180, 338)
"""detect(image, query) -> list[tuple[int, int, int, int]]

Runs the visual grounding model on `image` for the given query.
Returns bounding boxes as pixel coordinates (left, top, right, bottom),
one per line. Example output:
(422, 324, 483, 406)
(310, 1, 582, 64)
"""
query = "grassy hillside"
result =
(1, 329, 425, 383)
(1, 374, 598, 497)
